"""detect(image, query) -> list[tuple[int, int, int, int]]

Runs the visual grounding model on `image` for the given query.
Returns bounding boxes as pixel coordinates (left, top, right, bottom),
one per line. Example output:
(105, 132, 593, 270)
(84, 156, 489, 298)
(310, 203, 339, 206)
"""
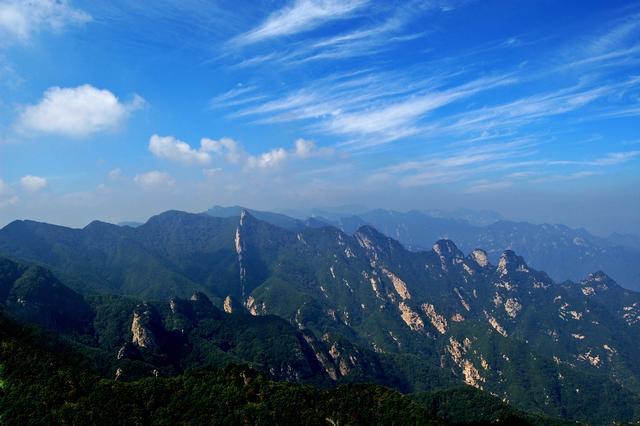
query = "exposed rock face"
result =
(369, 275, 384, 300)
(381, 267, 411, 300)
(223, 295, 234, 313)
(461, 360, 484, 388)
(117, 343, 141, 360)
(399, 302, 425, 331)
(497, 250, 528, 276)
(245, 296, 266, 316)
(301, 332, 338, 381)
(580, 271, 612, 294)
(484, 311, 508, 337)
(451, 313, 465, 322)
(504, 298, 522, 319)
(447, 337, 484, 388)
(577, 350, 601, 367)
(131, 304, 161, 349)
(235, 211, 247, 299)
(421, 302, 447, 334)
(454, 288, 471, 311)
(432, 239, 464, 271)
(470, 249, 489, 268)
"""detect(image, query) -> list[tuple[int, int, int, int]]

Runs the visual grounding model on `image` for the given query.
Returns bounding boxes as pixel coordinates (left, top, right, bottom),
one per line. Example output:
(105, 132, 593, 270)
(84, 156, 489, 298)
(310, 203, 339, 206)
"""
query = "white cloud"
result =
(108, 168, 123, 180)
(18, 85, 144, 137)
(0, 179, 9, 194)
(247, 147, 288, 169)
(203, 168, 222, 178)
(20, 175, 47, 192)
(464, 180, 512, 193)
(201, 137, 244, 163)
(134, 171, 174, 189)
(0, 178, 18, 207)
(245, 138, 333, 169)
(293, 138, 334, 158)
(0, 0, 91, 42)
(591, 151, 640, 166)
(149, 134, 211, 165)
(147, 134, 334, 170)
(233, 0, 367, 45)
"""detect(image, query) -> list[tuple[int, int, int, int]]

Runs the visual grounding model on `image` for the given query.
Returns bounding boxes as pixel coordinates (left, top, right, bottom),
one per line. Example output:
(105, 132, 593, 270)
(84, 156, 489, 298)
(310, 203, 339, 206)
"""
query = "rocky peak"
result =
(580, 271, 614, 292)
(354, 226, 386, 260)
(222, 296, 238, 314)
(354, 226, 386, 246)
(432, 239, 465, 270)
(496, 250, 528, 275)
(583, 271, 611, 283)
(131, 303, 162, 349)
(469, 249, 489, 268)
(237, 209, 260, 229)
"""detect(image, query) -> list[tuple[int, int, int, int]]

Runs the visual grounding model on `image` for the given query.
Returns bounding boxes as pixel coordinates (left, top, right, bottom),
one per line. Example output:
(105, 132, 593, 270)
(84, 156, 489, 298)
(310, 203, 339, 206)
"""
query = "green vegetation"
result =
(0, 364, 6, 390)
(412, 387, 567, 425)
(0, 211, 639, 423)
(0, 312, 437, 424)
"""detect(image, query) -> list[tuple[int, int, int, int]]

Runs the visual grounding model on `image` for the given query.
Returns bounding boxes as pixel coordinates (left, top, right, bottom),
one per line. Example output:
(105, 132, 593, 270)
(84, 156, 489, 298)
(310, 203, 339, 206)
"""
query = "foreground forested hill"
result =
(0, 310, 565, 425)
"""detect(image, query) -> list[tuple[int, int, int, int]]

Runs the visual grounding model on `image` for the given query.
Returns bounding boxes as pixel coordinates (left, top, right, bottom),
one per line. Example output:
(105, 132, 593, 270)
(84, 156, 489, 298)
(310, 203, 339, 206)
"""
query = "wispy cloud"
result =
(528, 171, 599, 184)
(581, 12, 640, 56)
(590, 151, 640, 166)
(327, 75, 517, 146)
(226, 69, 516, 149)
(232, 0, 367, 46)
(134, 171, 175, 189)
(227, 2, 454, 67)
(368, 139, 537, 187)
(208, 85, 266, 108)
(431, 77, 640, 139)
(464, 180, 512, 193)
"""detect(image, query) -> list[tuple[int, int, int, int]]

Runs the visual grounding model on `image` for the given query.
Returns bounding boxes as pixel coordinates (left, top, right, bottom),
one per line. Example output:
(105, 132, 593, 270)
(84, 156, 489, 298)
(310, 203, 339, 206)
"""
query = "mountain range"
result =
(204, 206, 640, 291)
(0, 209, 639, 423)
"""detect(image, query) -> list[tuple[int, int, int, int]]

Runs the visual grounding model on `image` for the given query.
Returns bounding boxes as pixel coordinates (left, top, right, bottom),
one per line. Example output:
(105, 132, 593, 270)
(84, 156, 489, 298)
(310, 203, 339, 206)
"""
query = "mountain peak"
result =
(580, 271, 616, 293)
(469, 249, 490, 268)
(83, 220, 121, 233)
(239, 208, 249, 224)
(584, 270, 611, 281)
(432, 239, 464, 260)
(497, 250, 528, 275)
(354, 224, 388, 243)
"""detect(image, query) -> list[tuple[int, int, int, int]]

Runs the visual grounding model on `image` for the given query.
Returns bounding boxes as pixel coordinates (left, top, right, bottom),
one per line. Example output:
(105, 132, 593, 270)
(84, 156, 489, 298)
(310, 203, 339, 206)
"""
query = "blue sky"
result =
(0, 0, 639, 235)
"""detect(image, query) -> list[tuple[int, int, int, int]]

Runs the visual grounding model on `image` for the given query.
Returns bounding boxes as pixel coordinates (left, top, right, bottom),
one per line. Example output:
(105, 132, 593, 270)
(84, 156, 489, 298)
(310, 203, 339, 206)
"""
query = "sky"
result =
(0, 0, 639, 236)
